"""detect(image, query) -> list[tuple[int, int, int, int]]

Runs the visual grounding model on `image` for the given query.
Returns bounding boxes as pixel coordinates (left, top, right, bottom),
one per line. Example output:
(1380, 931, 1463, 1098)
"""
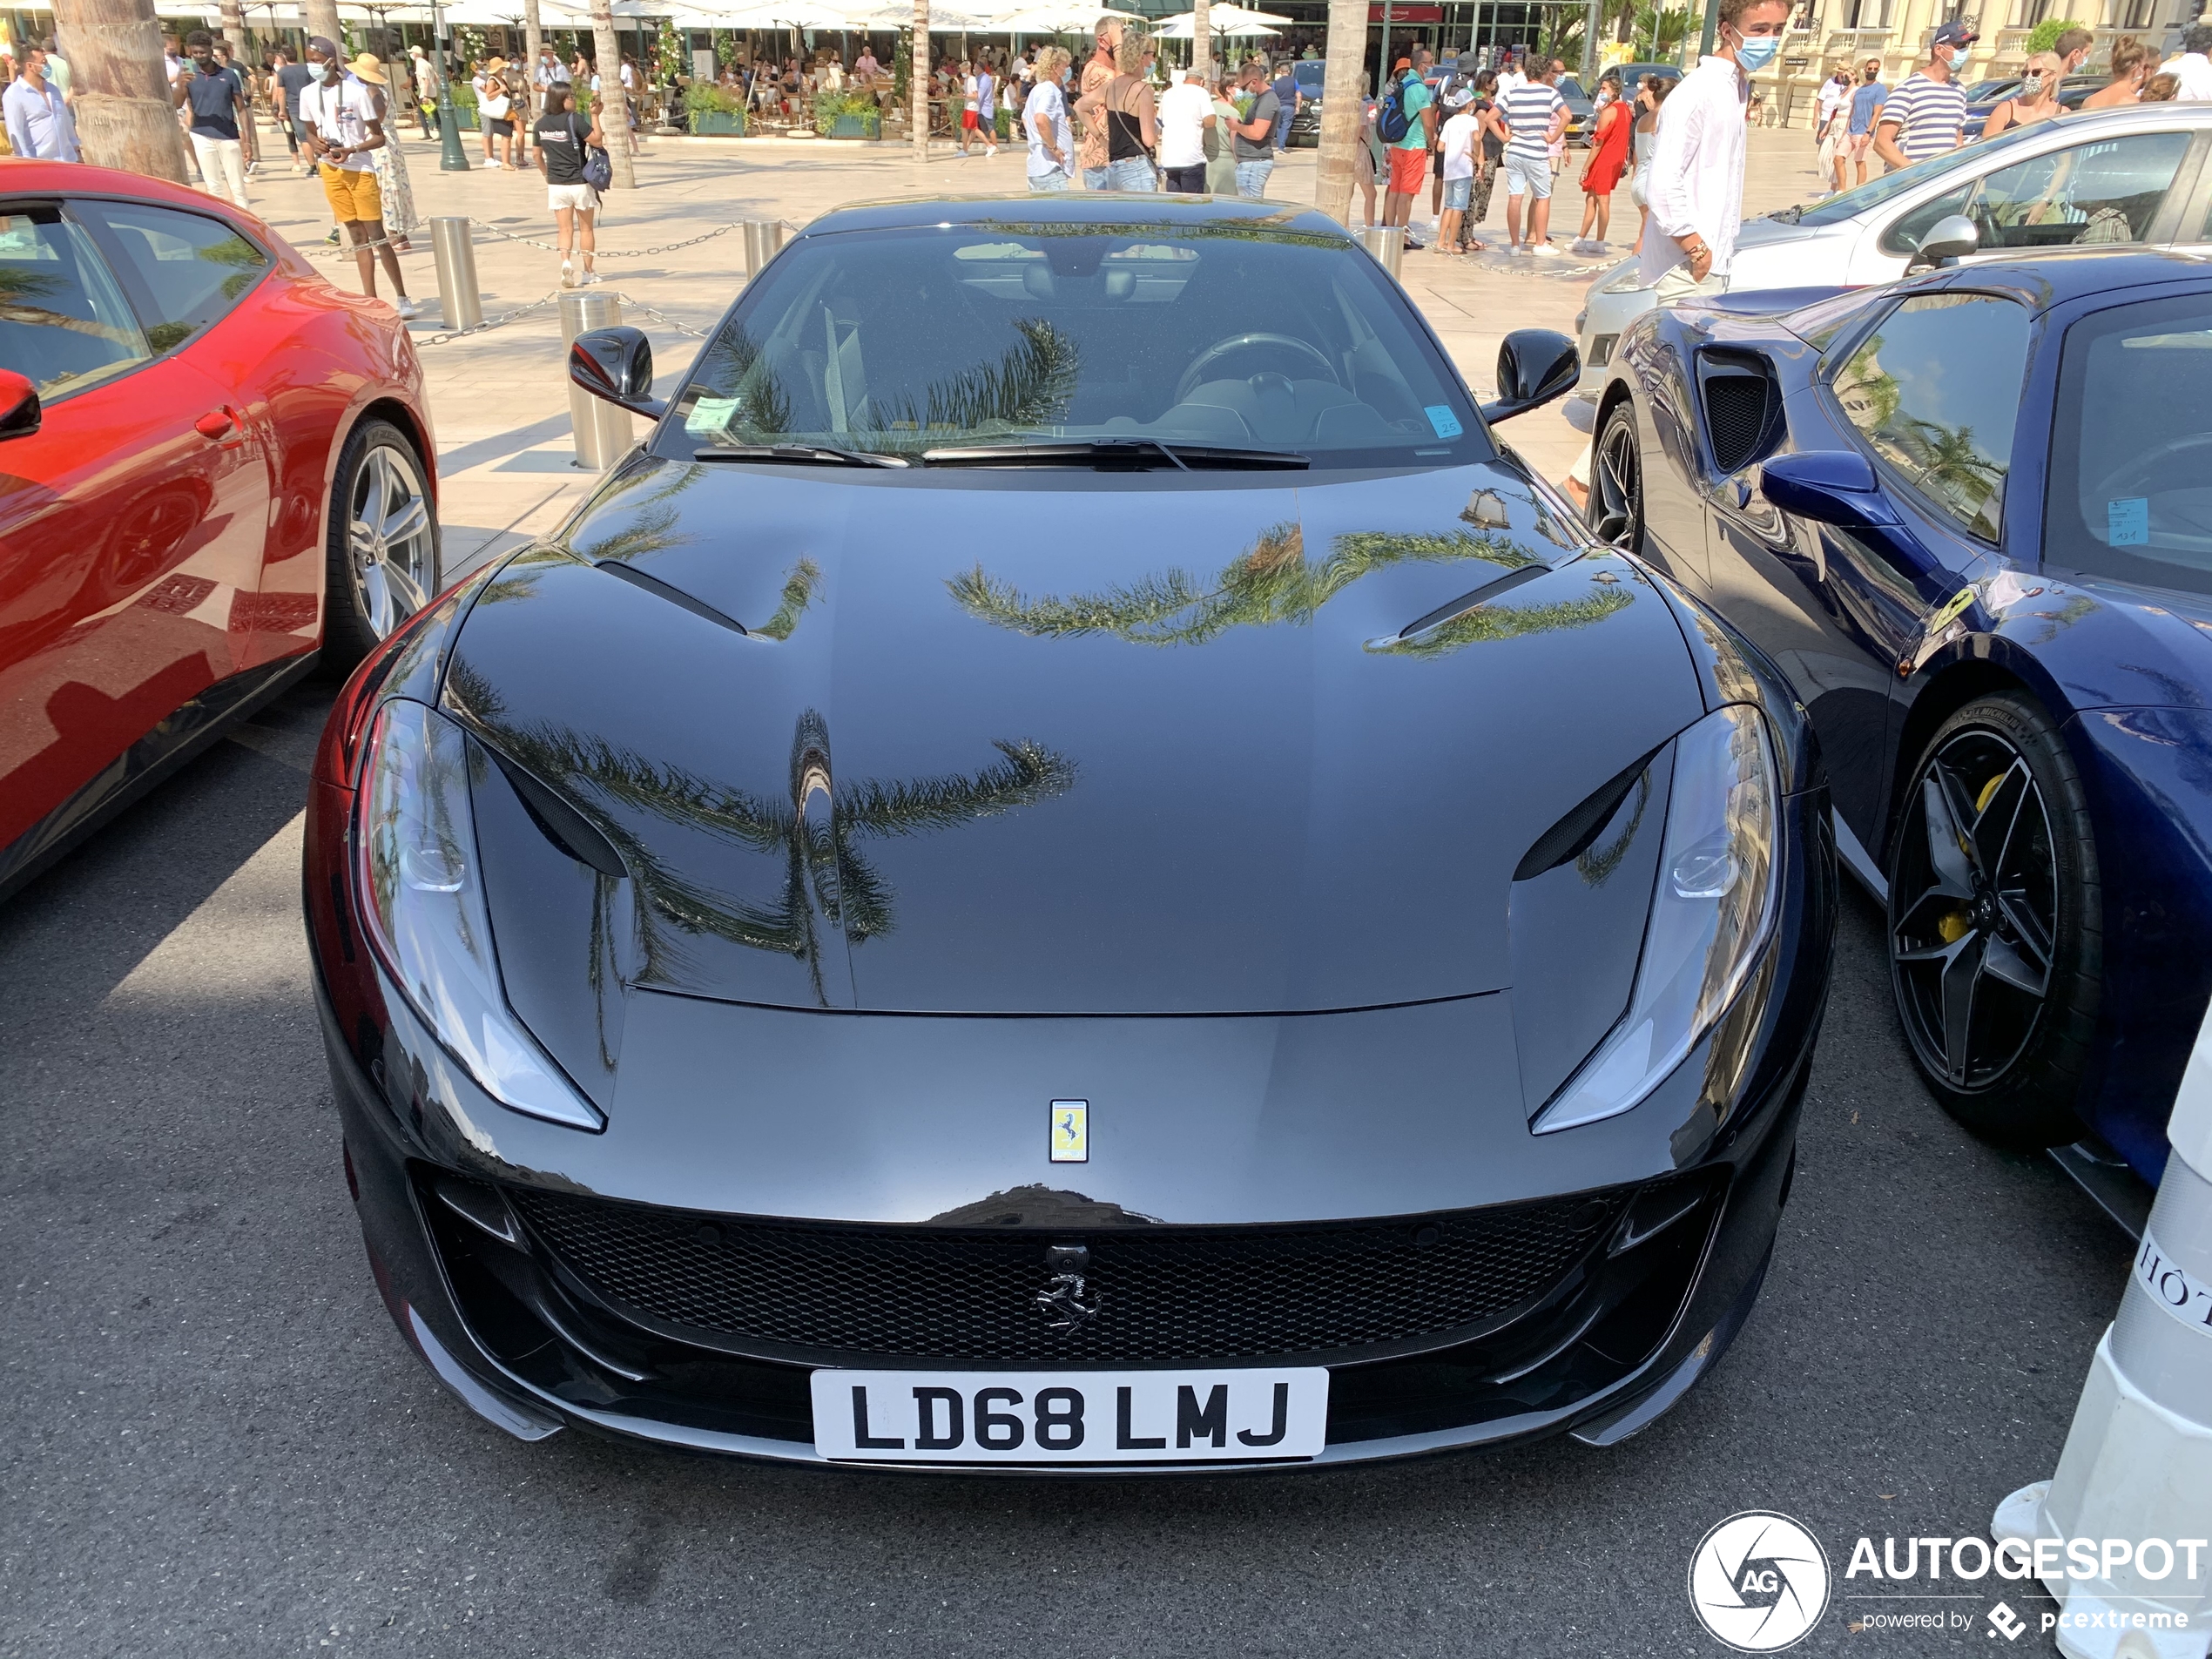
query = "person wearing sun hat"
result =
(349, 53, 419, 254)
(300, 41, 421, 316)
(474, 53, 517, 168)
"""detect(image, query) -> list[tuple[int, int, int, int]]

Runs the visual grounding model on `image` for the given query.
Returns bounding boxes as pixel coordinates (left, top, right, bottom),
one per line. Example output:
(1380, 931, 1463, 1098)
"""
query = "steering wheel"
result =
(2097, 433, 2212, 502)
(1174, 333, 1340, 405)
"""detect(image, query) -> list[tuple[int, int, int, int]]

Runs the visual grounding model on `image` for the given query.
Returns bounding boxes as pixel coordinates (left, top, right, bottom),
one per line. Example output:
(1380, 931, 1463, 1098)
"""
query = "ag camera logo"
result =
(1689, 1510, 1832, 1652)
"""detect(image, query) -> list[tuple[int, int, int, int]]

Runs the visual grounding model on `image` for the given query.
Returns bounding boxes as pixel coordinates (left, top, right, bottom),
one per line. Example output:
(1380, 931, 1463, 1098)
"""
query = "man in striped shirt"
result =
(1500, 58, 1568, 254)
(1873, 19, 1973, 172)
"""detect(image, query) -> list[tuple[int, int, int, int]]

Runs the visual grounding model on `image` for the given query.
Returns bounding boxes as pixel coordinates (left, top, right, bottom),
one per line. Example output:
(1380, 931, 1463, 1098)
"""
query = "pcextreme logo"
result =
(1688, 1511, 1833, 1653)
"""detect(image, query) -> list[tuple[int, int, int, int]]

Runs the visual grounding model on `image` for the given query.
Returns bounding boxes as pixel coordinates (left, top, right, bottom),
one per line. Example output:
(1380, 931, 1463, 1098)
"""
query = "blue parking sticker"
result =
(2108, 497, 2150, 547)
(1425, 405, 1464, 439)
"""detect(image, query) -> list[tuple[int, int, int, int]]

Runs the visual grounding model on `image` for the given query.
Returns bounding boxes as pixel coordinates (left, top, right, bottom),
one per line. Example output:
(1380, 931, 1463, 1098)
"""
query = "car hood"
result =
(441, 455, 1706, 1015)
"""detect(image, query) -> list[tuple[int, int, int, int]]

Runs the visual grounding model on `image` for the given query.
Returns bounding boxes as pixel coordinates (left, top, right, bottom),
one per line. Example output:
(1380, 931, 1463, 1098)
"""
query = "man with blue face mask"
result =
(1874, 19, 1973, 172)
(1636, 0, 1791, 304)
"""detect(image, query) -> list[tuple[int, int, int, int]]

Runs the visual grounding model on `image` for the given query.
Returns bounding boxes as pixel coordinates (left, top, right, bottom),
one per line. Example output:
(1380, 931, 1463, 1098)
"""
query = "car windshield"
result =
(1558, 77, 1587, 99)
(1294, 62, 1325, 90)
(671, 222, 1492, 466)
(1788, 120, 2049, 225)
(2047, 292, 2212, 597)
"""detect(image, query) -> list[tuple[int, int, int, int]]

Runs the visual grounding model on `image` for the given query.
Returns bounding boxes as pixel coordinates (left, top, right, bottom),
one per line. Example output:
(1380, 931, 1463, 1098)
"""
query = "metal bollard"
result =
(429, 217, 483, 330)
(560, 290, 635, 472)
(742, 219, 788, 278)
(1360, 224, 1405, 281)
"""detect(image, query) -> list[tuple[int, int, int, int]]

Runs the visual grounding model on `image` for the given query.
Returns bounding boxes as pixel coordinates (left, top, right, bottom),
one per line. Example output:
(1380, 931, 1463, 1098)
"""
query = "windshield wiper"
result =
(1768, 204, 1807, 224)
(919, 438, 1310, 471)
(692, 443, 909, 468)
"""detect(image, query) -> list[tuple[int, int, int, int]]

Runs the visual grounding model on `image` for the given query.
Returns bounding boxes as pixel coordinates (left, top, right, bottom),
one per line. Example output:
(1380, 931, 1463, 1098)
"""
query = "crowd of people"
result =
(1805, 20, 2212, 196)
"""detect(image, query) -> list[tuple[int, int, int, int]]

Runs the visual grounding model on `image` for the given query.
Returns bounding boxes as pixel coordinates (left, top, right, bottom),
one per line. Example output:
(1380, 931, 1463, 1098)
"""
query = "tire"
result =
(323, 419, 441, 673)
(1885, 692, 2101, 1149)
(1587, 401, 1645, 555)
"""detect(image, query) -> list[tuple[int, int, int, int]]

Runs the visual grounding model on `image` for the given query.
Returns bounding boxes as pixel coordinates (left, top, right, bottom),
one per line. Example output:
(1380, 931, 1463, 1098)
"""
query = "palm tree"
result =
(949, 522, 1630, 657)
(1314, 0, 1371, 227)
(589, 0, 636, 189)
(911, 0, 929, 163)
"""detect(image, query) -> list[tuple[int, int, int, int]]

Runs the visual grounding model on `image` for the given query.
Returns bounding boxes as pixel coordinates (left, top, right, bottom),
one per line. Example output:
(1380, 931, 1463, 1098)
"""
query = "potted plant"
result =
(685, 80, 746, 135)
(450, 79, 479, 132)
(814, 88, 882, 139)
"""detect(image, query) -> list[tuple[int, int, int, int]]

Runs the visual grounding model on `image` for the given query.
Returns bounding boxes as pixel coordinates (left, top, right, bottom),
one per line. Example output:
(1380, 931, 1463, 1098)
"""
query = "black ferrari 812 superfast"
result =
(307, 196, 1833, 1470)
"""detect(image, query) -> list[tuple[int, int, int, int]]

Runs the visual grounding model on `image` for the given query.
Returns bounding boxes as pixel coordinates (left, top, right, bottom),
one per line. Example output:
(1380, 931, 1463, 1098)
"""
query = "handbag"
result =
(583, 115, 613, 191)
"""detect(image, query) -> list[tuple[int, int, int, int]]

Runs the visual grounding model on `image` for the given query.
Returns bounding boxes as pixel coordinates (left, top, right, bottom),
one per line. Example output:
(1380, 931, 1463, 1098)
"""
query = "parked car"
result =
(1556, 73, 1595, 144)
(1585, 245, 2212, 1184)
(0, 158, 439, 902)
(1568, 103, 2212, 421)
(309, 194, 1834, 1470)
(1288, 57, 1325, 146)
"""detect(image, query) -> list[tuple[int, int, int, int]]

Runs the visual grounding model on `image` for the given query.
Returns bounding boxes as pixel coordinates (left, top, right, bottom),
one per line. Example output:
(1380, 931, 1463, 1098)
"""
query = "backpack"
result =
(1376, 76, 1413, 143)
(583, 135, 613, 191)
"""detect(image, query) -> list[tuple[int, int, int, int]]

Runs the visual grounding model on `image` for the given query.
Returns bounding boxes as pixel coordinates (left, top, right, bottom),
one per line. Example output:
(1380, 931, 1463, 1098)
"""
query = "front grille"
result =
(506, 1185, 1639, 1366)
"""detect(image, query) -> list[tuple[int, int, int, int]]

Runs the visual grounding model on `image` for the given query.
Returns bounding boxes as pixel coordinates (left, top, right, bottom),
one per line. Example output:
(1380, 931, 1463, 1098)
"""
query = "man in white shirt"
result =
(1641, 0, 1791, 303)
(2161, 23, 2212, 99)
(300, 42, 421, 316)
(1495, 54, 1525, 98)
(1157, 65, 1211, 192)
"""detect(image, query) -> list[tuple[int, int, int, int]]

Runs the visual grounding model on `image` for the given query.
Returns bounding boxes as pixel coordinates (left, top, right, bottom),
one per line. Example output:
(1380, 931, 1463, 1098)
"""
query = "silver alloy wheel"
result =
(1589, 415, 1641, 547)
(349, 441, 435, 638)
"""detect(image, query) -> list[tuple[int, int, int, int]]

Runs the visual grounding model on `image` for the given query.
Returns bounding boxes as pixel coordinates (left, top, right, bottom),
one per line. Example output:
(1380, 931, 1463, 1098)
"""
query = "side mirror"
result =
(1480, 328, 1580, 423)
(0, 368, 41, 440)
(1758, 449, 1900, 529)
(1905, 213, 1979, 273)
(569, 326, 667, 419)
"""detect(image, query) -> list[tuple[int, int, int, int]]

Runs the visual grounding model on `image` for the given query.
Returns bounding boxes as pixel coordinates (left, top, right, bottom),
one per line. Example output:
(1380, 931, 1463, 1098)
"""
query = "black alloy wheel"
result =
(324, 418, 442, 672)
(1588, 403, 1644, 553)
(1886, 693, 2101, 1148)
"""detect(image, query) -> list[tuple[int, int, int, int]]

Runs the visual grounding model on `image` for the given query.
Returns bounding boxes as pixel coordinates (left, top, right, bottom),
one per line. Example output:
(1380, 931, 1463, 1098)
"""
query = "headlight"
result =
(357, 699, 605, 1131)
(1598, 260, 1650, 296)
(1532, 705, 1780, 1134)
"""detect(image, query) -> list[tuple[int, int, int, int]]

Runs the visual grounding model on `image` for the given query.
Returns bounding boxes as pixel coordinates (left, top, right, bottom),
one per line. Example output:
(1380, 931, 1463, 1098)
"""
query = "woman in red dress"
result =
(1574, 72, 1631, 253)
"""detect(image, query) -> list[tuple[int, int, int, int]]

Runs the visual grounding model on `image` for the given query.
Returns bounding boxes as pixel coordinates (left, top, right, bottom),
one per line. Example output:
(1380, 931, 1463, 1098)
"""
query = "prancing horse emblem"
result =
(1035, 1243, 1101, 1332)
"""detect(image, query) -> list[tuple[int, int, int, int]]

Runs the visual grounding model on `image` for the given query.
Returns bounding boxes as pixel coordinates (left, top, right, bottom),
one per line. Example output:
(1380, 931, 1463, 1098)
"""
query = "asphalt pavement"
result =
(0, 674, 2137, 1659)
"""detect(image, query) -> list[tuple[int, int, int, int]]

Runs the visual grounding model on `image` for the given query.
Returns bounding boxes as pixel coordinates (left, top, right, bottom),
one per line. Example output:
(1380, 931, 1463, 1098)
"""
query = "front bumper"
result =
(316, 783, 1831, 1472)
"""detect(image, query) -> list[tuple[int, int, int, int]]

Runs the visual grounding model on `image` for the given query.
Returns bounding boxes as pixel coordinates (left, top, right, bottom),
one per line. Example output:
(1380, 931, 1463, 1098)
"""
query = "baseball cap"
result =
(307, 35, 339, 58)
(1456, 51, 1476, 72)
(1932, 19, 1978, 47)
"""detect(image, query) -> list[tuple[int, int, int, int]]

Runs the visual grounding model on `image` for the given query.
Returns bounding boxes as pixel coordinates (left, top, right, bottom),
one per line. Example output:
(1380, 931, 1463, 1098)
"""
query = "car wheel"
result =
(1588, 402, 1644, 552)
(1885, 693, 2101, 1149)
(325, 418, 440, 671)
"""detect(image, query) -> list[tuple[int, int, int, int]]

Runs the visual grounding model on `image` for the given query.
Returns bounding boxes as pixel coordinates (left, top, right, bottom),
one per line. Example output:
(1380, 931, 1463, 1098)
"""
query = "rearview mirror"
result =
(1758, 449, 1900, 529)
(569, 326, 667, 419)
(0, 368, 40, 440)
(1480, 329, 1580, 423)
(1905, 213, 1979, 273)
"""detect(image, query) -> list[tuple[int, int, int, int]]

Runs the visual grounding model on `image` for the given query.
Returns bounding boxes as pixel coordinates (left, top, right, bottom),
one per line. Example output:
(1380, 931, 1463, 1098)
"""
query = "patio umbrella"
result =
(988, 3, 1138, 32)
(1151, 10, 1276, 34)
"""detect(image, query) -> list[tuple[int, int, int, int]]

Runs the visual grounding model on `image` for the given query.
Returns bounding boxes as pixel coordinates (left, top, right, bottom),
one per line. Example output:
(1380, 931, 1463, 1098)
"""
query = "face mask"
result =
(2021, 72, 2044, 93)
(1736, 34, 1779, 71)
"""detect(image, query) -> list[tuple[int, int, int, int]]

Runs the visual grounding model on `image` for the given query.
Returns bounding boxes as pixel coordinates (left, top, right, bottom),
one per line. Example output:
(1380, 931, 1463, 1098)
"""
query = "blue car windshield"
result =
(1789, 121, 2047, 226)
(2047, 291, 2212, 597)
(671, 224, 1492, 466)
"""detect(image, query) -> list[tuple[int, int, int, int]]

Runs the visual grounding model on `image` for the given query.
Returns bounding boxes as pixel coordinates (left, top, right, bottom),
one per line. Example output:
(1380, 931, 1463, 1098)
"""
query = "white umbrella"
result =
(1152, 11, 1276, 35)
(989, 3, 1138, 32)
(721, 0, 858, 25)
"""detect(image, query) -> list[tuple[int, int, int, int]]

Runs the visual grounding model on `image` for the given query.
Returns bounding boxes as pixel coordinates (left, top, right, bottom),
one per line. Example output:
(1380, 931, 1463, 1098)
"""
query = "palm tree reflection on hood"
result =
(448, 662, 1076, 1007)
(950, 524, 1629, 654)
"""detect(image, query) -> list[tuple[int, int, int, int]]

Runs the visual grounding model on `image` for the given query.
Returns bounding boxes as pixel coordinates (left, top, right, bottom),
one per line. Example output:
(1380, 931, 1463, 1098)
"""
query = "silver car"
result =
(1567, 102, 2212, 427)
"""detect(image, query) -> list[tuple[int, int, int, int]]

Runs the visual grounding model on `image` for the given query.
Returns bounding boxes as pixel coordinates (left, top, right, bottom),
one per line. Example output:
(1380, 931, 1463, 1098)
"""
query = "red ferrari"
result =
(1, 158, 440, 900)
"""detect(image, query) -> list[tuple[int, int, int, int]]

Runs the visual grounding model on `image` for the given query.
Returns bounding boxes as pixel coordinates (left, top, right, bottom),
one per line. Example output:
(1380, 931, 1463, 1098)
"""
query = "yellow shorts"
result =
(320, 163, 383, 224)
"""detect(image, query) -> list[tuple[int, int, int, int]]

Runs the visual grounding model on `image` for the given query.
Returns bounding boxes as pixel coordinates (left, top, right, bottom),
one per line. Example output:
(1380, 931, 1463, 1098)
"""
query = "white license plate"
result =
(811, 1366, 1329, 1466)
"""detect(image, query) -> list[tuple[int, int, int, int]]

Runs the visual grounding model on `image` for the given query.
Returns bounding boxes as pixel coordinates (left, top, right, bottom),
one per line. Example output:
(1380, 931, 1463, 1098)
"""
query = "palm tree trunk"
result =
(589, 0, 636, 188)
(1192, 0, 1211, 79)
(306, 0, 341, 53)
(523, 0, 544, 121)
(910, 0, 928, 162)
(1312, 0, 1368, 226)
(50, 0, 191, 181)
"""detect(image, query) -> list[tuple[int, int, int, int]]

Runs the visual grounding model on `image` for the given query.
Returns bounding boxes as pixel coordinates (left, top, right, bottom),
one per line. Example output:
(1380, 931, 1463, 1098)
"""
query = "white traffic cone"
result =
(1992, 998, 2212, 1659)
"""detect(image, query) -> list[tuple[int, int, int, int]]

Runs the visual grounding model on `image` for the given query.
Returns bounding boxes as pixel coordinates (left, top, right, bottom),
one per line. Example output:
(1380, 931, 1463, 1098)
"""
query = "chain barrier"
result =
(415, 288, 564, 347)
